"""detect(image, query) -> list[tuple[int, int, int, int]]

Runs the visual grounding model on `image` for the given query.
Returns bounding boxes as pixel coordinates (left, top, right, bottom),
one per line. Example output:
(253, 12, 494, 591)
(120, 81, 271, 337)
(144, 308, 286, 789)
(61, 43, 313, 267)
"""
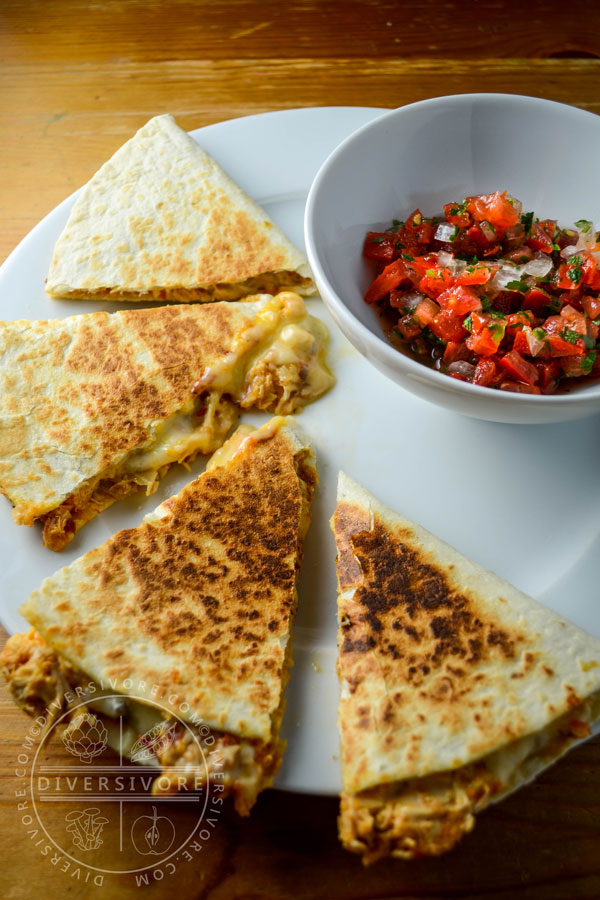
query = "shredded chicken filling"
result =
(340, 692, 600, 865)
(53, 271, 313, 302)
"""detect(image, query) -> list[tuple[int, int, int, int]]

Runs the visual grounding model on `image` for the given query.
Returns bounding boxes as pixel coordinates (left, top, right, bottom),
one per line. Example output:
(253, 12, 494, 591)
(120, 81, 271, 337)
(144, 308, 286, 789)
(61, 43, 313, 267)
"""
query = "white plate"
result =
(1, 107, 600, 796)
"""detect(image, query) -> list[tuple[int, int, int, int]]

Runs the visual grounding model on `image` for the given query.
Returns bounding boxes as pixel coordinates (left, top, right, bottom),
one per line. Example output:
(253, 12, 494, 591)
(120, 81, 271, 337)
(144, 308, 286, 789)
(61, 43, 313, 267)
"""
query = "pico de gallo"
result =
(363, 191, 600, 394)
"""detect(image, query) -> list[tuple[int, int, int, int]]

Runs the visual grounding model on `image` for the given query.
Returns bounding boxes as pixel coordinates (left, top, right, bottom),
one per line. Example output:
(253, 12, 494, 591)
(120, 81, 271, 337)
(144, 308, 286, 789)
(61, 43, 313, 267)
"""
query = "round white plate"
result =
(1, 107, 600, 796)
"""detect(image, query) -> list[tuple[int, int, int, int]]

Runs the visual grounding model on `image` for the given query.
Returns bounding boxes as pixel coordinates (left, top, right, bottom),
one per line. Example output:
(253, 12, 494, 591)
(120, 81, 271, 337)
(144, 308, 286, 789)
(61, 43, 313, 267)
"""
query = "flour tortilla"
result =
(46, 114, 315, 302)
(18, 417, 316, 741)
(332, 472, 600, 861)
(0, 291, 333, 548)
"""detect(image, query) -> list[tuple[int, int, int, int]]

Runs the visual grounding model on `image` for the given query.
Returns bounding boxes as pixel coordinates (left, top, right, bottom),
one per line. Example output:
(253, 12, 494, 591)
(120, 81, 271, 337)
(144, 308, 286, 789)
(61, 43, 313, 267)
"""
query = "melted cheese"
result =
(121, 293, 332, 475)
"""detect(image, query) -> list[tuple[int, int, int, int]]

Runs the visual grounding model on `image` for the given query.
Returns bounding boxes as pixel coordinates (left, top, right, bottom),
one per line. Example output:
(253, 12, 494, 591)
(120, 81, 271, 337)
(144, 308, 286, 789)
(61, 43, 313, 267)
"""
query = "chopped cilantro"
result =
(481, 297, 494, 312)
(489, 311, 506, 319)
(559, 328, 580, 345)
(568, 254, 583, 265)
(520, 211, 534, 233)
(393, 218, 403, 227)
(463, 315, 473, 332)
(545, 297, 562, 313)
(532, 327, 547, 341)
(395, 241, 404, 251)
(423, 327, 445, 345)
(401, 253, 414, 261)
(552, 243, 561, 252)
(449, 225, 460, 241)
(567, 266, 583, 285)
(448, 207, 459, 216)
(582, 351, 596, 374)
(574, 219, 592, 233)
(506, 279, 530, 292)
(583, 334, 596, 349)
(489, 322, 505, 338)
(370, 236, 385, 243)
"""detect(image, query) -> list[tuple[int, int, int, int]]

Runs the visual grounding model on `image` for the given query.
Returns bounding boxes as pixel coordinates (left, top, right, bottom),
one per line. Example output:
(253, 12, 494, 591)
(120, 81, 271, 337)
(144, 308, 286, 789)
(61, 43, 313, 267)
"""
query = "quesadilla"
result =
(0, 291, 333, 550)
(332, 472, 600, 864)
(1, 416, 316, 815)
(45, 114, 315, 302)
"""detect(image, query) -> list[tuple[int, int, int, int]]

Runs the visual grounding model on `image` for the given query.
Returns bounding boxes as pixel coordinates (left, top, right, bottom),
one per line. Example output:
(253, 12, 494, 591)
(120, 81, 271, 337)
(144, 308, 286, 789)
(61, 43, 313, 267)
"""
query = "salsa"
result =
(363, 191, 600, 394)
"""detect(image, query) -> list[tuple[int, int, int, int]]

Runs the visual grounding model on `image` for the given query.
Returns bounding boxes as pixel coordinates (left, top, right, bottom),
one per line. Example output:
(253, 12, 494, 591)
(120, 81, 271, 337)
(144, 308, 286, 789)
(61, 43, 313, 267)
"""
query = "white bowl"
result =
(305, 94, 600, 424)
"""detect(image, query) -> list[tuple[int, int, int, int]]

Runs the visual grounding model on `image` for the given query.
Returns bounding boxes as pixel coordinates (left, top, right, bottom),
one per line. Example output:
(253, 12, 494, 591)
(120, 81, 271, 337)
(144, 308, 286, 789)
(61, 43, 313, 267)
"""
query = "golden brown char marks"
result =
(340, 512, 518, 676)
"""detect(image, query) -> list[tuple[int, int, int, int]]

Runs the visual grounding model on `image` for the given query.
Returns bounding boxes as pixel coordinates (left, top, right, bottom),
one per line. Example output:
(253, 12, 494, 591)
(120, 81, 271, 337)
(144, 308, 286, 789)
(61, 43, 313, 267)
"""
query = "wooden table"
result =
(1, 2, 600, 897)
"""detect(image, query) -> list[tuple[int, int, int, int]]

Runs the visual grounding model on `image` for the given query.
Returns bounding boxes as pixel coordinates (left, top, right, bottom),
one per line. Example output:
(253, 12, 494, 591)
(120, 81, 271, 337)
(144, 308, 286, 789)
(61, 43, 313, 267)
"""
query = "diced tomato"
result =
(523, 286, 552, 314)
(557, 261, 584, 291)
(466, 224, 495, 252)
(506, 311, 535, 330)
(560, 354, 590, 377)
(465, 191, 520, 230)
(498, 380, 541, 394)
(444, 202, 471, 228)
(467, 324, 504, 357)
(396, 314, 422, 340)
(437, 285, 482, 316)
(511, 330, 530, 355)
(583, 294, 600, 320)
(363, 232, 397, 262)
(365, 258, 410, 303)
(396, 210, 434, 252)
(498, 350, 539, 386)
(418, 267, 455, 298)
(547, 334, 585, 357)
(429, 309, 467, 343)
(560, 304, 588, 334)
(442, 340, 473, 365)
(472, 357, 500, 386)
(456, 265, 495, 286)
(413, 298, 440, 327)
(527, 223, 554, 254)
(505, 245, 533, 264)
(536, 359, 561, 393)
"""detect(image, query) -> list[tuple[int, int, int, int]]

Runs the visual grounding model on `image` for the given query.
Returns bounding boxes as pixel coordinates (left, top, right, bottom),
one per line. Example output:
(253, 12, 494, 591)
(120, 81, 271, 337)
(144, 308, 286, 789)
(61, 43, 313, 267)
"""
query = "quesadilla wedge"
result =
(0, 291, 333, 550)
(332, 472, 600, 864)
(45, 114, 315, 302)
(1, 416, 316, 815)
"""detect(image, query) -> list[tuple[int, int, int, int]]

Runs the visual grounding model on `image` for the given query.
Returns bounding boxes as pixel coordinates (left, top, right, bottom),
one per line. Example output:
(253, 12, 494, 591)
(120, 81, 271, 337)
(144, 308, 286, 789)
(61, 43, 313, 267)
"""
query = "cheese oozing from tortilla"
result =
(339, 690, 600, 864)
(36, 293, 333, 550)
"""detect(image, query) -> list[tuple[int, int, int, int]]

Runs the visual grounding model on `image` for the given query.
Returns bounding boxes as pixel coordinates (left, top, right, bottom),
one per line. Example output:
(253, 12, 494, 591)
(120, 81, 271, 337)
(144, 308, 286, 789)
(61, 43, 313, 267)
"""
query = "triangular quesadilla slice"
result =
(331, 472, 600, 864)
(45, 114, 315, 302)
(1, 416, 316, 815)
(0, 291, 333, 549)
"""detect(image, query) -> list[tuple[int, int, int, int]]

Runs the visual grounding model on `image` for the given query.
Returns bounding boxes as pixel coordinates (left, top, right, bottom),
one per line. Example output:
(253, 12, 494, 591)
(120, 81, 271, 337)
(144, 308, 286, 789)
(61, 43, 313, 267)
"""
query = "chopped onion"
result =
(490, 264, 522, 292)
(560, 222, 597, 258)
(402, 291, 426, 311)
(446, 361, 475, 379)
(436, 250, 467, 275)
(479, 220, 497, 243)
(434, 223, 457, 242)
(523, 327, 545, 357)
(504, 223, 526, 249)
(506, 195, 523, 215)
(522, 253, 553, 278)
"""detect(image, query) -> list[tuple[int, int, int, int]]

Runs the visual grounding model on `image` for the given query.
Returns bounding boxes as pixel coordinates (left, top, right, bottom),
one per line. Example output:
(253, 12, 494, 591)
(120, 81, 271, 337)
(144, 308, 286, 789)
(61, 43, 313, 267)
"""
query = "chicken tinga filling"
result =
(32, 294, 332, 550)
(55, 270, 314, 303)
(340, 692, 600, 865)
(1, 628, 291, 816)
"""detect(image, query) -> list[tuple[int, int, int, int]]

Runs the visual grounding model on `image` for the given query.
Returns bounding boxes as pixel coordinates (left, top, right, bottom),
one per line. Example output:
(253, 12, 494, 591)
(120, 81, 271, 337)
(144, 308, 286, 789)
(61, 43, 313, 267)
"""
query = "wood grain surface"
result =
(1, 2, 600, 898)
